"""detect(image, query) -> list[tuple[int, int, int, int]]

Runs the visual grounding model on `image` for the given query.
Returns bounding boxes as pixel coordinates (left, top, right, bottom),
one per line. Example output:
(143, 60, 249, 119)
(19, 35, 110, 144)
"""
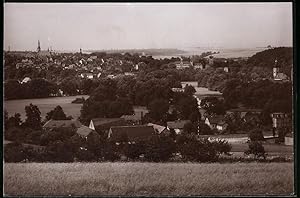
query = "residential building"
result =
(271, 112, 292, 131)
(167, 120, 191, 134)
(223, 67, 229, 73)
(226, 108, 262, 120)
(171, 88, 184, 93)
(147, 123, 169, 134)
(194, 63, 204, 70)
(80, 73, 94, 79)
(89, 118, 126, 132)
(21, 77, 31, 84)
(205, 115, 227, 131)
(76, 125, 99, 140)
(174, 60, 192, 70)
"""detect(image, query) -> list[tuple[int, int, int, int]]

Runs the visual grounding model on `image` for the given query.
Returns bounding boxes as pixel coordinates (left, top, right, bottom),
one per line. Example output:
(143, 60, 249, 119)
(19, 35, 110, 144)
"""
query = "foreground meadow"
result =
(4, 162, 294, 196)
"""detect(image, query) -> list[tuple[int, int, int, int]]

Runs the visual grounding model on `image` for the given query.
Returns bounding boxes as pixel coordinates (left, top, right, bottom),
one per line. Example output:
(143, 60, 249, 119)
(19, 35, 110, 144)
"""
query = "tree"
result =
(146, 99, 170, 122)
(184, 84, 196, 96)
(177, 135, 218, 162)
(248, 129, 264, 141)
(244, 141, 266, 159)
(175, 95, 199, 119)
(183, 122, 197, 135)
(46, 140, 74, 162)
(46, 105, 70, 120)
(6, 113, 22, 129)
(198, 122, 213, 135)
(24, 104, 42, 130)
(4, 142, 27, 162)
(200, 97, 225, 115)
(27, 78, 57, 98)
(144, 135, 176, 162)
(4, 80, 22, 99)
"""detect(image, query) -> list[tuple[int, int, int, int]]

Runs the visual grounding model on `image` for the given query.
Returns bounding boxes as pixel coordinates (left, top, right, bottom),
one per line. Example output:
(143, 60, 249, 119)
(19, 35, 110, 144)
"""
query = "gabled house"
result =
(194, 63, 204, 70)
(223, 67, 229, 73)
(89, 118, 126, 132)
(167, 120, 191, 134)
(120, 107, 148, 123)
(80, 73, 94, 79)
(108, 125, 155, 143)
(147, 123, 169, 134)
(21, 77, 31, 84)
(174, 60, 192, 70)
(226, 108, 262, 120)
(171, 88, 184, 93)
(205, 115, 227, 131)
(43, 119, 82, 129)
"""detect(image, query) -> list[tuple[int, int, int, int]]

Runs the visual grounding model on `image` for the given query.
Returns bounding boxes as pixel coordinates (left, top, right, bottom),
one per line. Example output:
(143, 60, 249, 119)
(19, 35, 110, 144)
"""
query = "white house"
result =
(80, 73, 94, 79)
(21, 77, 31, 84)
(147, 123, 169, 134)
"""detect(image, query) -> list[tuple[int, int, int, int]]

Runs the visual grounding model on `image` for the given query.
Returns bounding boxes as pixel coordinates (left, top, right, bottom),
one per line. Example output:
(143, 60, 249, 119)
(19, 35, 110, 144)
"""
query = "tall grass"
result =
(4, 162, 294, 196)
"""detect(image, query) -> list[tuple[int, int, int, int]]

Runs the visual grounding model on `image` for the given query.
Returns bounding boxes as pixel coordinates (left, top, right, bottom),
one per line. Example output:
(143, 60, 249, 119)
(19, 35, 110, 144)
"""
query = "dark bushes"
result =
(244, 141, 266, 159)
(248, 129, 264, 141)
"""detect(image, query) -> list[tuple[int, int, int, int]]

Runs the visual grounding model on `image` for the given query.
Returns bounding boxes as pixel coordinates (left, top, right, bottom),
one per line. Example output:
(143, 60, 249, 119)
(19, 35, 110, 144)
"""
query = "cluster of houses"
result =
(41, 104, 292, 148)
(42, 117, 192, 145)
(7, 40, 149, 82)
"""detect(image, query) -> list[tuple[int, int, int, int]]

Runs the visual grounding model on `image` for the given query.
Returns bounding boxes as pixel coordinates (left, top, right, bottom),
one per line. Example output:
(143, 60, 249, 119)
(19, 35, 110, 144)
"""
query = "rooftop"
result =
(91, 118, 125, 126)
(109, 125, 155, 141)
(167, 120, 190, 129)
(76, 125, 95, 138)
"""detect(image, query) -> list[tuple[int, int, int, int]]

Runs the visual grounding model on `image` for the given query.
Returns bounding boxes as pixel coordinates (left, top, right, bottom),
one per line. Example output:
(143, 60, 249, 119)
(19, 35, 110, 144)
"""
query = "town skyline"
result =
(4, 2, 293, 51)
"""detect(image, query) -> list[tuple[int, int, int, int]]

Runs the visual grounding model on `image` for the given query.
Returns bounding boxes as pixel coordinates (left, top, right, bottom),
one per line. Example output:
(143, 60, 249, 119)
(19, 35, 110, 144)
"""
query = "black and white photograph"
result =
(3, 2, 294, 196)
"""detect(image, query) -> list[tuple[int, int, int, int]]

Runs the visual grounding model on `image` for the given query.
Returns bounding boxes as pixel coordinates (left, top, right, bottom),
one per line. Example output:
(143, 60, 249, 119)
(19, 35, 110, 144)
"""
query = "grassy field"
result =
(4, 95, 89, 120)
(4, 96, 148, 121)
(4, 162, 294, 196)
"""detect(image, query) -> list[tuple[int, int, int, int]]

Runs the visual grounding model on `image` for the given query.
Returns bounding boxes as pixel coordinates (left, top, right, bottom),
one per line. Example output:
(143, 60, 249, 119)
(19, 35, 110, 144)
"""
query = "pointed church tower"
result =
(273, 59, 279, 78)
(37, 40, 41, 52)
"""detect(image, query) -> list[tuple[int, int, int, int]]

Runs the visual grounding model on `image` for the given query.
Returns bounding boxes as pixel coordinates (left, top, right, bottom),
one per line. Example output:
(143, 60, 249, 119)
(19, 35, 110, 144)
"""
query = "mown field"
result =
(4, 95, 89, 120)
(4, 162, 294, 196)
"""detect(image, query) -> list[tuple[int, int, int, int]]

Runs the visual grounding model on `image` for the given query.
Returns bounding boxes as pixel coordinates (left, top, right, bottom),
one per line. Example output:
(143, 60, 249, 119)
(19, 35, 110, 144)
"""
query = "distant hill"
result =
(87, 48, 186, 56)
(247, 47, 293, 69)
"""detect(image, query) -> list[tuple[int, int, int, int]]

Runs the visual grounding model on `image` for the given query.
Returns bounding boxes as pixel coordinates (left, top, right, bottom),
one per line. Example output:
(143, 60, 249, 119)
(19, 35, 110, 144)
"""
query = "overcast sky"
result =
(4, 3, 293, 51)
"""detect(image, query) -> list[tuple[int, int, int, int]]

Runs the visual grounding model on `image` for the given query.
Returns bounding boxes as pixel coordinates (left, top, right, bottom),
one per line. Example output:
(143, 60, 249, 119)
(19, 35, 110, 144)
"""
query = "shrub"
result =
(244, 141, 266, 159)
(102, 142, 120, 161)
(125, 141, 146, 160)
(76, 148, 96, 162)
(211, 139, 232, 155)
(248, 129, 264, 141)
(4, 142, 26, 162)
(45, 140, 74, 162)
(178, 134, 218, 162)
(144, 135, 176, 162)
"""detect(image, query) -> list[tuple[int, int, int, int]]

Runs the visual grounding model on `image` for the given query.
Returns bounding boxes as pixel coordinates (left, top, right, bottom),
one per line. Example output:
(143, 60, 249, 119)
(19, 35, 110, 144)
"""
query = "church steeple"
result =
(37, 40, 41, 52)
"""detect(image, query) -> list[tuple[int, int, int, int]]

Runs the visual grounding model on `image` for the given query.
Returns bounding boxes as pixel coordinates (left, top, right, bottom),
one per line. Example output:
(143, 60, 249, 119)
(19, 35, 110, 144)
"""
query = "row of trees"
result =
(4, 129, 232, 163)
